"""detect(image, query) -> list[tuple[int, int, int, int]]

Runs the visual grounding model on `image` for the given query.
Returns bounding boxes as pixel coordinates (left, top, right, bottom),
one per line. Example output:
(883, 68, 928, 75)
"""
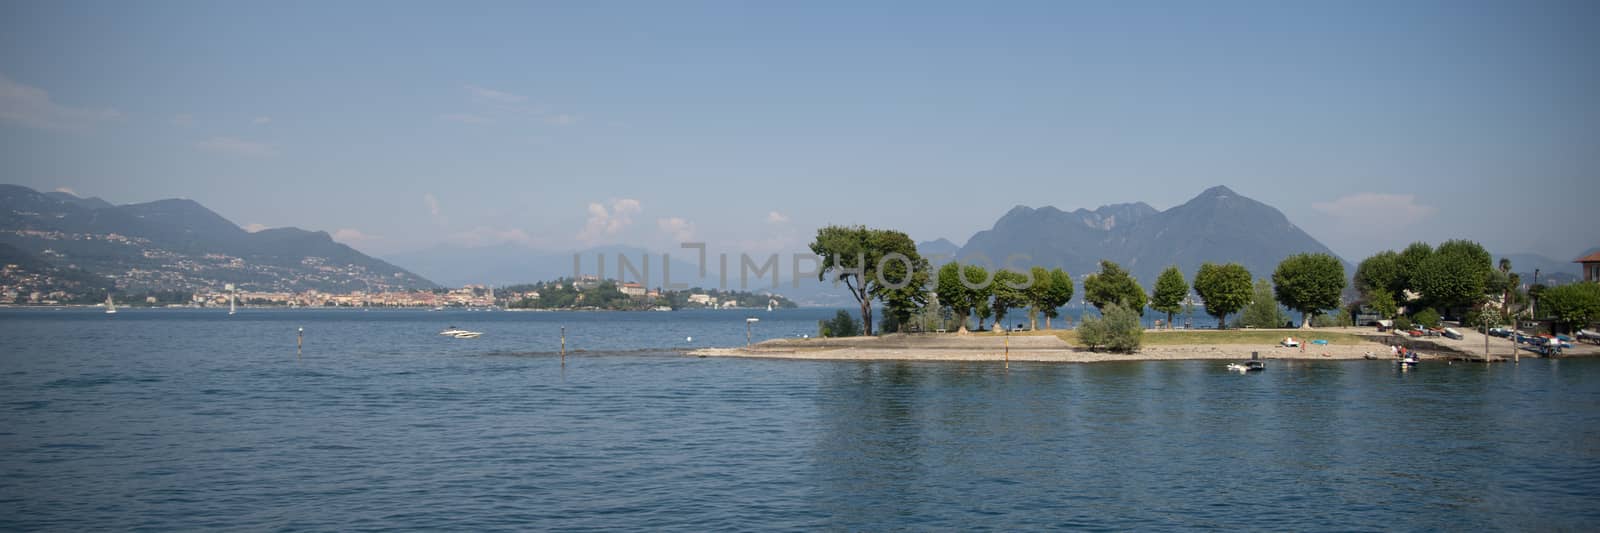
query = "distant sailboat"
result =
(105, 294, 117, 314)
(228, 291, 236, 315)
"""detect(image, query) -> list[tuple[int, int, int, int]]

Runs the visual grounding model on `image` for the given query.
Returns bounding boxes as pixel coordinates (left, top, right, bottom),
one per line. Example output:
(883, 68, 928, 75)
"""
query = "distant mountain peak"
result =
(1002, 205, 1036, 218)
(957, 185, 1342, 286)
(916, 238, 961, 260)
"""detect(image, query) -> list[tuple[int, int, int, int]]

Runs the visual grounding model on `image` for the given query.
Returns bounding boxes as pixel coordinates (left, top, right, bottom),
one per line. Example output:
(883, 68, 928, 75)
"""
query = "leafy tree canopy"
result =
(810, 225, 925, 336)
(1354, 250, 1403, 300)
(1150, 265, 1189, 329)
(1238, 279, 1287, 329)
(1540, 282, 1600, 332)
(1272, 252, 1346, 327)
(1194, 262, 1252, 329)
(1083, 260, 1147, 311)
(1414, 239, 1492, 312)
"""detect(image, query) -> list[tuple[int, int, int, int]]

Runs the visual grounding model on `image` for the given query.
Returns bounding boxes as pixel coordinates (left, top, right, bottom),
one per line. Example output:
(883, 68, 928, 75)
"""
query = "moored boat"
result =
(1226, 360, 1265, 372)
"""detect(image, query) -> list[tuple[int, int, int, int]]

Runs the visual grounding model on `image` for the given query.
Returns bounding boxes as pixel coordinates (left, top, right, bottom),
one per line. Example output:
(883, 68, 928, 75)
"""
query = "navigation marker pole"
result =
(297, 327, 303, 358)
(560, 326, 566, 363)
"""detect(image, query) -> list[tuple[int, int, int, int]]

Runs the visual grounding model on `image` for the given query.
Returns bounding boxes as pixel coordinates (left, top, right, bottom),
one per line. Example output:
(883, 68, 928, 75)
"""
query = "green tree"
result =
(1040, 268, 1074, 330)
(822, 309, 862, 337)
(810, 225, 926, 336)
(1149, 265, 1188, 330)
(875, 251, 931, 333)
(934, 260, 992, 332)
(1354, 250, 1404, 301)
(1083, 260, 1147, 312)
(1396, 242, 1434, 295)
(1238, 279, 1286, 329)
(934, 260, 972, 332)
(1194, 262, 1253, 329)
(1539, 282, 1600, 333)
(1366, 288, 1398, 320)
(990, 269, 1030, 330)
(1025, 266, 1075, 330)
(1414, 239, 1492, 314)
(1272, 252, 1347, 329)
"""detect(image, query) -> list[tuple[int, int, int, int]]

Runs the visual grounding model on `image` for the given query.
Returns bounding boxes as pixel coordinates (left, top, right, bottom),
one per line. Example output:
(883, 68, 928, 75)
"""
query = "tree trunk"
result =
(957, 311, 969, 334)
(1218, 314, 1227, 329)
(1166, 312, 1174, 330)
(1301, 311, 1313, 329)
(1029, 307, 1038, 331)
(859, 297, 873, 337)
(1045, 315, 1052, 330)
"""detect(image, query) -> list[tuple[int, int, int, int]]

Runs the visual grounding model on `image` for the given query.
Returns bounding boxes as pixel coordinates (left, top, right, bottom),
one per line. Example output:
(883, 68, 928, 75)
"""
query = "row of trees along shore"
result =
(1353, 240, 1600, 333)
(811, 225, 1599, 338)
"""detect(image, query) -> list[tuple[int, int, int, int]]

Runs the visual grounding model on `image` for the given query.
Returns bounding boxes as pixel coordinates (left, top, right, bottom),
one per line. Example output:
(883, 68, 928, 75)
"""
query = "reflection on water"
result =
(0, 309, 1597, 530)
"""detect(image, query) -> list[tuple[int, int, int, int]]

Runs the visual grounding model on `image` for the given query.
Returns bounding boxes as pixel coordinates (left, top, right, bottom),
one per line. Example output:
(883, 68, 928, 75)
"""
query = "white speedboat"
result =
(439, 326, 471, 336)
(1398, 355, 1420, 366)
(452, 331, 483, 339)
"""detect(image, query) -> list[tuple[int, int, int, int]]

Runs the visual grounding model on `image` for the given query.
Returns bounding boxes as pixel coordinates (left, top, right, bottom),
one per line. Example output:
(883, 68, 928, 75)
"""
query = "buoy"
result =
(686, 336, 693, 343)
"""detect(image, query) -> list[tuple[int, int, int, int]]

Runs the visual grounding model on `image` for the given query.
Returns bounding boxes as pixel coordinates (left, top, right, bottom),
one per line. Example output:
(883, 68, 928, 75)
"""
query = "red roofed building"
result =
(1577, 251, 1600, 283)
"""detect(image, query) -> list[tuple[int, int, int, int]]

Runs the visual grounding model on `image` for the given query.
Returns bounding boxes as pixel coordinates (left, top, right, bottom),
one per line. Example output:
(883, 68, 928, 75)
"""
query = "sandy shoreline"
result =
(688, 332, 1399, 363)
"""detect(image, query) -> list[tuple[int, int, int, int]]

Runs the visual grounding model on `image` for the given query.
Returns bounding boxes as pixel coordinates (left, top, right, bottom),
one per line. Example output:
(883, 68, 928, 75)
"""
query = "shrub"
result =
(1078, 315, 1107, 350)
(1079, 304, 1143, 353)
(1412, 308, 1441, 328)
(1393, 316, 1413, 330)
(1465, 306, 1506, 329)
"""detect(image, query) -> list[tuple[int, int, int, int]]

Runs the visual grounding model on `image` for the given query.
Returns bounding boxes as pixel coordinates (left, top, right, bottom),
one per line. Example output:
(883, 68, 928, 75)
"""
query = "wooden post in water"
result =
(1004, 329, 1009, 369)
(560, 326, 566, 362)
(297, 327, 303, 358)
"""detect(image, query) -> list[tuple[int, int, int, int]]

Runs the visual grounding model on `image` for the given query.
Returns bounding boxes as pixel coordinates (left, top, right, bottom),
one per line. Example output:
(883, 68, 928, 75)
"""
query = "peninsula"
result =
(688, 327, 1586, 362)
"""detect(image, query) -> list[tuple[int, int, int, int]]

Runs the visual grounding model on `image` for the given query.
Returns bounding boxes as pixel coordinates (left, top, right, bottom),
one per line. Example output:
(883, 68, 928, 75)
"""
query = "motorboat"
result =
(1398, 354, 1420, 366)
(439, 326, 472, 336)
(1226, 361, 1265, 372)
(451, 331, 483, 339)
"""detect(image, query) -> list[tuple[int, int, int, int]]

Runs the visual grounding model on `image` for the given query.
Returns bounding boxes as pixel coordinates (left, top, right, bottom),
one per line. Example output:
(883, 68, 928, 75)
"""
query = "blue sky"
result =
(2, 1, 1596, 263)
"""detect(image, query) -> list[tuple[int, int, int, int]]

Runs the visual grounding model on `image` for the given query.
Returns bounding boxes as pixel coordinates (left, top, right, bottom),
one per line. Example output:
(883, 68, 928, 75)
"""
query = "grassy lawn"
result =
(972, 328, 1368, 346)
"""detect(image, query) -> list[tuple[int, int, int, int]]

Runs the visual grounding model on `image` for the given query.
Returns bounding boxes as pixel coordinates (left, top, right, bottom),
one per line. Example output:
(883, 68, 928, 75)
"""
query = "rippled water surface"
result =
(2, 308, 1598, 530)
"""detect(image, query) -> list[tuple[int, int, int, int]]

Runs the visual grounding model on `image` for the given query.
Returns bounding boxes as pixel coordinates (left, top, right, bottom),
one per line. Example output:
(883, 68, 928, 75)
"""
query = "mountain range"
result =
(0, 184, 434, 293)
(6, 182, 1587, 304)
(950, 186, 1344, 286)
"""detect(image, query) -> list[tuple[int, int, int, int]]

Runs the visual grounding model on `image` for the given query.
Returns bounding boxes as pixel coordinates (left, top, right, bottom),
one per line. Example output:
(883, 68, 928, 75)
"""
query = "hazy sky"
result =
(3, 1, 1596, 263)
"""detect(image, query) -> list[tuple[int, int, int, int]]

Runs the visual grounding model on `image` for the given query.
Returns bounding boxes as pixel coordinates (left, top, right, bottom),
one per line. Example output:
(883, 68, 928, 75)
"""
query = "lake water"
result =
(2, 308, 1598, 530)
